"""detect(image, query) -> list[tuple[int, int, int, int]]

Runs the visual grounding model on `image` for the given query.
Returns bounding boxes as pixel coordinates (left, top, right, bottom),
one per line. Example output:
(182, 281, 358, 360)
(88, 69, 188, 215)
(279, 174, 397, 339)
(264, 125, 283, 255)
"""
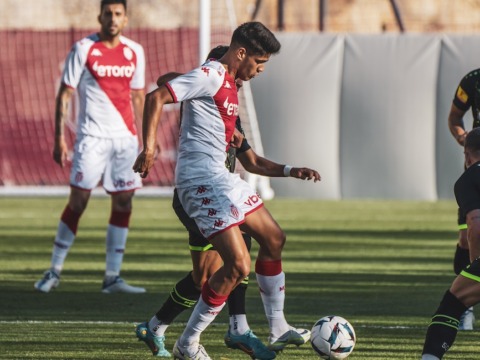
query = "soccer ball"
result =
(311, 315, 356, 359)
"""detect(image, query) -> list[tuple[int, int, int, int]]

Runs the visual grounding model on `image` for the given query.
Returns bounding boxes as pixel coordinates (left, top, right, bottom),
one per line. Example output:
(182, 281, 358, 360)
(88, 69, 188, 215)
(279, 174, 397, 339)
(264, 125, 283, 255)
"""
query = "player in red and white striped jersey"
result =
(34, 0, 146, 294)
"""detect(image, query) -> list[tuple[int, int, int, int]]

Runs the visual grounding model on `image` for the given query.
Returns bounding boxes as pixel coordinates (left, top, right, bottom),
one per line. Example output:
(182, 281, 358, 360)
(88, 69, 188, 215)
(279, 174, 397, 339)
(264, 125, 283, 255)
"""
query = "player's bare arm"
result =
(53, 83, 74, 167)
(133, 86, 174, 178)
(466, 209, 480, 261)
(156, 72, 183, 88)
(237, 148, 321, 182)
(131, 88, 145, 145)
(448, 103, 468, 146)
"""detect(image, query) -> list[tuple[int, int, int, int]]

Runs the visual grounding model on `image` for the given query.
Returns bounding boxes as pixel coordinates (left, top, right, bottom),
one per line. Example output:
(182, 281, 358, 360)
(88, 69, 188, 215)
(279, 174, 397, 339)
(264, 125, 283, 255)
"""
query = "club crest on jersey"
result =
(92, 61, 135, 78)
(123, 47, 133, 61)
(223, 97, 239, 116)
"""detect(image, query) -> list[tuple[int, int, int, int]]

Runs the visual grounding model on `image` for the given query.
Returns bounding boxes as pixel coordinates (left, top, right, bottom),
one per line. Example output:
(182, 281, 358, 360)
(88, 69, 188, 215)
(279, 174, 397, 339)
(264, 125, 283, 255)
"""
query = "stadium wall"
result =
(252, 33, 480, 200)
(1, 31, 479, 199)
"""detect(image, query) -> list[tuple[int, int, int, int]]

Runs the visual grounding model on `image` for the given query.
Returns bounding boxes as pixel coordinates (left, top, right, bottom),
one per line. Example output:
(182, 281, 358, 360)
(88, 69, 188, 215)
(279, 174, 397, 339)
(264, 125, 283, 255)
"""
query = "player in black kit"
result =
(446, 69, 480, 329)
(422, 127, 480, 360)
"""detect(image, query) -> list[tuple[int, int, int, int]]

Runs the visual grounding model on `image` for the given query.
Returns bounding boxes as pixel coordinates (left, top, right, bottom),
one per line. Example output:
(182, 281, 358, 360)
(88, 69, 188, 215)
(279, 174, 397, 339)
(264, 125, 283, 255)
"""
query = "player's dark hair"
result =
(465, 127, 480, 152)
(231, 22, 281, 56)
(207, 45, 229, 60)
(101, 0, 127, 11)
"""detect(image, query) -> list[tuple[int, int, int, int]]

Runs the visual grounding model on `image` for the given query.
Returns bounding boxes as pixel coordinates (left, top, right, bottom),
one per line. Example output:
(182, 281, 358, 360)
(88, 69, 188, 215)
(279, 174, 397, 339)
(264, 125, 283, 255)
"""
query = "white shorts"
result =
(70, 134, 142, 193)
(177, 172, 264, 239)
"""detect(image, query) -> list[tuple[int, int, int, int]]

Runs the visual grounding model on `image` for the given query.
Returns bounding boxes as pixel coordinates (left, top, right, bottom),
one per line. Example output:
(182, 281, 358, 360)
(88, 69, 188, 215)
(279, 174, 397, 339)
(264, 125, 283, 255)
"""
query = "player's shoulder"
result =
(73, 33, 99, 51)
(462, 68, 480, 82)
(119, 35, 144, 54)
(201, 59, 226, 77)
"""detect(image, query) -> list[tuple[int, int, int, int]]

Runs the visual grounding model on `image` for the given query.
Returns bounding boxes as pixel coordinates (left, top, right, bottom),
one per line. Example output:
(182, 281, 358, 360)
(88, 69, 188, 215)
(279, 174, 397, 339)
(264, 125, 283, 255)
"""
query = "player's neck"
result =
(98, 32, 122, 48)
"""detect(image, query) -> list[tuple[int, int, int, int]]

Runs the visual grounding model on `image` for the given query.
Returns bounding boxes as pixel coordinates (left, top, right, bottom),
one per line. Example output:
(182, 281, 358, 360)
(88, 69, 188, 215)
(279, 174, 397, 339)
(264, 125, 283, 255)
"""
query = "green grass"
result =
(0, 197, 478, 359)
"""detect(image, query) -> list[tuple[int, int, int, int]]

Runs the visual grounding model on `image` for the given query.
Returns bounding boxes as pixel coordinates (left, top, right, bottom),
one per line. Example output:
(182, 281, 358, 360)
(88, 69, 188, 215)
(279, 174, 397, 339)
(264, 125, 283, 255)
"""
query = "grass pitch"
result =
(0, 197, 478, 359)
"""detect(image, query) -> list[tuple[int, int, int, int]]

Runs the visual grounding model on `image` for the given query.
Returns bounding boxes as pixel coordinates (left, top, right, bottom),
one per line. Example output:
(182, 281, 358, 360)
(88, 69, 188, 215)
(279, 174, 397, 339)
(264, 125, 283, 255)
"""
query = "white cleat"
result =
(101, 276, 146, 294)
(459, 307, 475, 331)
(268, 326, 311, 352)
(34, 270, 60, 293)
(173, 340, 212, 360)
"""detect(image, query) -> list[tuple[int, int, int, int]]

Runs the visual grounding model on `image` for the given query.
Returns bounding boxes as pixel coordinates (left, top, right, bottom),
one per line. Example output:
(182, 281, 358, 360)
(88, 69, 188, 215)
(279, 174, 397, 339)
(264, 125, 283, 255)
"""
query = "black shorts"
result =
(457, 208, 467, 230)
(460, 258, 480, 282)
(172, 188, 252, 251)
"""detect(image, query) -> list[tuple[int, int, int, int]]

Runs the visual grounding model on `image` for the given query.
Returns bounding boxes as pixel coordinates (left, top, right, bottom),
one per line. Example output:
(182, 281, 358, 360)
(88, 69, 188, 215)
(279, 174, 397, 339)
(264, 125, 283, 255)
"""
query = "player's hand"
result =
(290, 167, 321, 182)
(230, 128, 244, 148)
(133, 150, 155, 178)
(53, 137, 69, 168)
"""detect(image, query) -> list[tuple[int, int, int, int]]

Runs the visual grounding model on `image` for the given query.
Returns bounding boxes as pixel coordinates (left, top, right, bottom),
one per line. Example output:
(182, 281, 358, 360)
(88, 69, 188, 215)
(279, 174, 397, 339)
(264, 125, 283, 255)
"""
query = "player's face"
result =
(98, 4, 128, 38)
(237, 51, 271, 81)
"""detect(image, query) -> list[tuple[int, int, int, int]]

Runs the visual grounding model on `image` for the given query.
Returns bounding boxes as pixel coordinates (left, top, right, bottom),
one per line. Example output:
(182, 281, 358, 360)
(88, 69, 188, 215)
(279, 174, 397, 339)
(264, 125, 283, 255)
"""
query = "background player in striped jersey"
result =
(34, 0, 146, 294)
(446, 69, 480, 329)
(134, 22, 320, 359)
(422, 127, 480, 359)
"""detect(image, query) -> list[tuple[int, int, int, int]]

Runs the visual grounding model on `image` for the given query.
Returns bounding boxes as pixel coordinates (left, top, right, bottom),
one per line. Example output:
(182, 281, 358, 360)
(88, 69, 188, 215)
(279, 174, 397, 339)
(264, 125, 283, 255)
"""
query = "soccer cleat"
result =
(101, 276, 146, 293)
(224, 329, 276, 360)
(135, 322, 171, 357)
(268, 326, 311, 352)
(172, 340, 212, 360)
(459, 307, 475, 331)
(34, 269, 60, 293)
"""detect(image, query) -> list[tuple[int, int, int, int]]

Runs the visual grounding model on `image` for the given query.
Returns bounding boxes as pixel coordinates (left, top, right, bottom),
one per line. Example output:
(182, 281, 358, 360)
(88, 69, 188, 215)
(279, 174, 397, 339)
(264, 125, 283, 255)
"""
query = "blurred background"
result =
(2, 0, 480, 199)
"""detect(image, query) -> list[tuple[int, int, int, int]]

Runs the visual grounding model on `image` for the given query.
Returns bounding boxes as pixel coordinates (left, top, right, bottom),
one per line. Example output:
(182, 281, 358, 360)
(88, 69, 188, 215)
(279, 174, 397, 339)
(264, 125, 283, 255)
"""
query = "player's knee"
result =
(230, 259, 251, 285)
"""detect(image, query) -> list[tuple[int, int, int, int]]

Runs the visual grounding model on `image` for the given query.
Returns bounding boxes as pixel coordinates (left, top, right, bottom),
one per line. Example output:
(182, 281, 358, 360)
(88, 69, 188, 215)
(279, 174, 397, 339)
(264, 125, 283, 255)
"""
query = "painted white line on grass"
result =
(0, 320, 425, 329)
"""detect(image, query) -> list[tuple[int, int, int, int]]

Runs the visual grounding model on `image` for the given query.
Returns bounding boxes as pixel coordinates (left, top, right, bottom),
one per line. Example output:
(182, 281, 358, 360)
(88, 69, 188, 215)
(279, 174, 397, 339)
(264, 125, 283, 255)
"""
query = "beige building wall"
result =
(1, 0, 480, 32)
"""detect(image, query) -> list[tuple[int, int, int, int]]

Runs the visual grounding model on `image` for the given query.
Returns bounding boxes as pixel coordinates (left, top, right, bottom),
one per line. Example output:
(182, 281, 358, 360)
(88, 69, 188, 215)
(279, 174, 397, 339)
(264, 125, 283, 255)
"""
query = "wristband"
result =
(283, 165, 293, 177)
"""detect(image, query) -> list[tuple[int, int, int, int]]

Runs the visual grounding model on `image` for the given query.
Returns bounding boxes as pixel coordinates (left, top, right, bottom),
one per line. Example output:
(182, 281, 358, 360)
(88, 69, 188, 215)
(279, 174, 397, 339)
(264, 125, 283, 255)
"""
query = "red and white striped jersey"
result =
(61, 33, 145, 138)
(166, 59, 239, 187)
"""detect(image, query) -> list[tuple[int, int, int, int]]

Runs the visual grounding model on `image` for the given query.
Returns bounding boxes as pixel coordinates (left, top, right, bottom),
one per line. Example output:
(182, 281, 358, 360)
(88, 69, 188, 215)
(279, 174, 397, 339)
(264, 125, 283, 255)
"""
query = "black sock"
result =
(453, 245, 470, 275)
(422, 290, 467, 358)
(227, 278, 248, 315)
(155, 272, 200, 324)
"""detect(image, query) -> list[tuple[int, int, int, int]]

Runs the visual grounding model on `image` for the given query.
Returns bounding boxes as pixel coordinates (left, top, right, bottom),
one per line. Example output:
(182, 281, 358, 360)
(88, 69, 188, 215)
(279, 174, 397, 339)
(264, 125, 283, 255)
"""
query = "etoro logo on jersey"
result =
(223, 97, 238, 116)
(92, 61, 135, 78)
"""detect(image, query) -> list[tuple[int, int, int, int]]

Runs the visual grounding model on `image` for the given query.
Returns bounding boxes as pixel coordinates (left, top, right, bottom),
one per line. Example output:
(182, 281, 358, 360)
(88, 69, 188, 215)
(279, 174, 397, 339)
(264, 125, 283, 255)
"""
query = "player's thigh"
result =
(70, 135, 110, 190)
(240, 206, 285, 258)
(103, 136, 142, 193)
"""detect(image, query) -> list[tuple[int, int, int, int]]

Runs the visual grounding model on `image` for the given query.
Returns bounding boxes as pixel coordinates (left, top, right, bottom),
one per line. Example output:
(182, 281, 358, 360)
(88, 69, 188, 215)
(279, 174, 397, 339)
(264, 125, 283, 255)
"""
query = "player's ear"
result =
(97, 14, 101, 25)
(237, 47, 247, 61)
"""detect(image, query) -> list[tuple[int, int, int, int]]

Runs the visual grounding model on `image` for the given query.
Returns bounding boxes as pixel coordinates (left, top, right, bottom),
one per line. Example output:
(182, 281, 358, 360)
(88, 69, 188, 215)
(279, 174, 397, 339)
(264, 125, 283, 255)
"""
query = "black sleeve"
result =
(235, 116, 251, 156)
(452, 71, 477, 111)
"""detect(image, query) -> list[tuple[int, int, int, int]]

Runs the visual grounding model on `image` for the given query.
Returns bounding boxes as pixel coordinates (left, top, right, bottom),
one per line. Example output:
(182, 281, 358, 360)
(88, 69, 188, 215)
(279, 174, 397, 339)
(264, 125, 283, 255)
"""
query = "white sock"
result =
(105, 224, 128, 278)
(149, 315, 169, 337)
(256, 272, 289, 339)
(179, 296, 225, 348)
(50, 221, 76, 274)
(229, 314, 249, 335)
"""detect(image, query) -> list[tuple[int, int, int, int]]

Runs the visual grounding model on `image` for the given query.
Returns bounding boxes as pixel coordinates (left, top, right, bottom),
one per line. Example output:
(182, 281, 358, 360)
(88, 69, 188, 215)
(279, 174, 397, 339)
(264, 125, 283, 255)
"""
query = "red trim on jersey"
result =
(63, 82, 76, 90)
(109, 210, 131, 228)
(165, 83, 178, 103)
(201, 282, 228, 307)
(255, 259, 283, 276)
(106, 187, 139, 195)
(60, 206, 81, 235)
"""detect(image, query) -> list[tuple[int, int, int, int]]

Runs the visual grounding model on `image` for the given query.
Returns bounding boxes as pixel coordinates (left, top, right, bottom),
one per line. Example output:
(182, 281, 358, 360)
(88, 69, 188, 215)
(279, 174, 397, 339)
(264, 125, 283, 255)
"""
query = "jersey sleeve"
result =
(166, 64, 224, 103)
(130, 43, 145, 90)
(453, 73, 474, 111)
(61, 42, 87, 89)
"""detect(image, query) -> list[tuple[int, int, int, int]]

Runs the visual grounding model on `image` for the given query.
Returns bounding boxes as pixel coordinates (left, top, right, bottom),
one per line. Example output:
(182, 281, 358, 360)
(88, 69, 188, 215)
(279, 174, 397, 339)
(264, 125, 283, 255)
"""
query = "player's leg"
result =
(453, 210, 474, 330)
(174, 226, 250, 360)
(101, 136, 144, 294)
(224, 232, 276, 360)
(241, 207, 311, 351)
(34, 134, 105, 293)
(422, 259, 480, 359)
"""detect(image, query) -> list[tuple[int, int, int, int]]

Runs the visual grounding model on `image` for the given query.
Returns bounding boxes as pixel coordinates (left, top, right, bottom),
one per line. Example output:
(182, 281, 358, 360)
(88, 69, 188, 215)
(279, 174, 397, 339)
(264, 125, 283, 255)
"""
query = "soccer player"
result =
(446, 69, 480, 329)
(34, 0, 146, 294)
(135, 46, 321, 359)
(421, 127, 480, 359)
(133, 22, 320, 359)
